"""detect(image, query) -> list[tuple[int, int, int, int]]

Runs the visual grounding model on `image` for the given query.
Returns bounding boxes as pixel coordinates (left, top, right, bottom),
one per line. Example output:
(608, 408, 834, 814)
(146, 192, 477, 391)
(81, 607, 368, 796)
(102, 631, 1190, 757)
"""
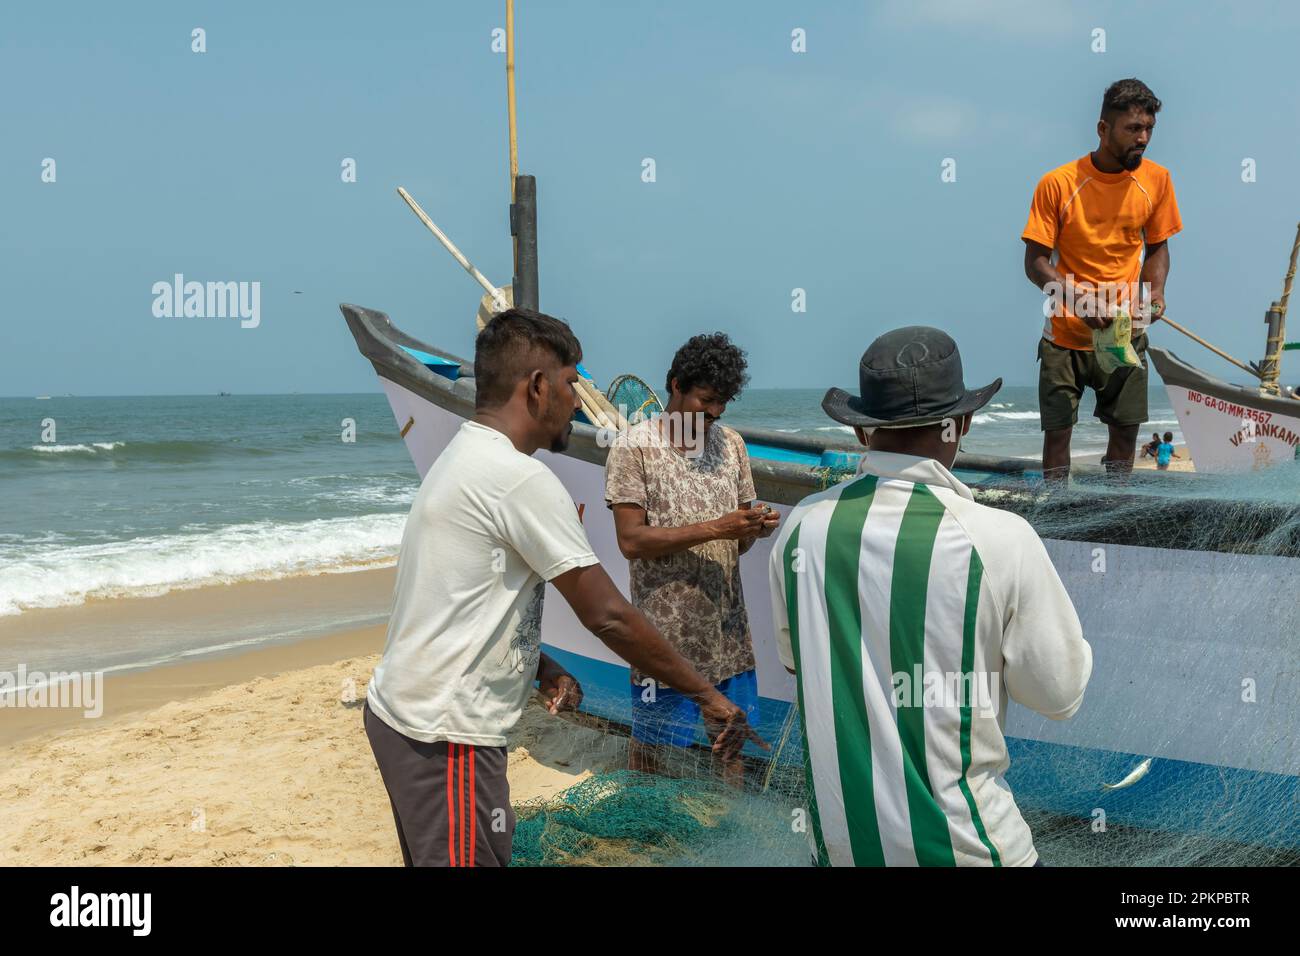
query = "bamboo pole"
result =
(394, 189, 624, 429)
(585, 380, 625, 427)
(396, 187, 509, 311)
(1267, 222, 1300, 394)
(506, 0, 518, 198)
(1158, 314, 1262, 379)
(576, 384, 613, 430)
(1277, 222, 1300, 318)
(500, 0, 624, 432)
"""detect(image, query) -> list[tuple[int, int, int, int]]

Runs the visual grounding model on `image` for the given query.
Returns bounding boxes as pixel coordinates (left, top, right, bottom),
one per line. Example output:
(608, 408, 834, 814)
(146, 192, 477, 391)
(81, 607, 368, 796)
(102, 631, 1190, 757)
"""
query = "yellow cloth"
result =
(1093, 309, 1140, 374)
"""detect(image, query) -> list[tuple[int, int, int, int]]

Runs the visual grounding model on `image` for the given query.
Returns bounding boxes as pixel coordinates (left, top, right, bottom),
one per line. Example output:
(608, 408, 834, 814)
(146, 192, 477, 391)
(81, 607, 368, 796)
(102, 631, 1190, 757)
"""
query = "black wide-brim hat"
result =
(823, 326, 1002, 429)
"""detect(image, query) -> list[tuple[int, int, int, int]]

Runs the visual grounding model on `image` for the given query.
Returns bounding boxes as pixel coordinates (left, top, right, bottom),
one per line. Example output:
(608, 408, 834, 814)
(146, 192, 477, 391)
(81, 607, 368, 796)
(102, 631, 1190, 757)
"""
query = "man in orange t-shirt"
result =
(1022, 78, 1182, 480)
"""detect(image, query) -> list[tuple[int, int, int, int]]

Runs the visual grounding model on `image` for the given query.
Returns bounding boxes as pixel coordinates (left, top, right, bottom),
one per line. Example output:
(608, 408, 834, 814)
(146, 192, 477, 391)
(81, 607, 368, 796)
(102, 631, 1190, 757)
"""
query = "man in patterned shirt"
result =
(605, 333, 779, 784)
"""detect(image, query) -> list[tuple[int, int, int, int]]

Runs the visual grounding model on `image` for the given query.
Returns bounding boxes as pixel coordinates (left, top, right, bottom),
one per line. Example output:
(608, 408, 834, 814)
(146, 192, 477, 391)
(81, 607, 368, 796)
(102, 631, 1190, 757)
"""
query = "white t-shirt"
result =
(366, 421, 598, 746)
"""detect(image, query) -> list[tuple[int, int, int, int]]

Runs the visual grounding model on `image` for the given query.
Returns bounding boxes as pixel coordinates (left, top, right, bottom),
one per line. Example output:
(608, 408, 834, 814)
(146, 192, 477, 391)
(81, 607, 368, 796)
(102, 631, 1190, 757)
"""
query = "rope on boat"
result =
(1261, 222, 1300, 396)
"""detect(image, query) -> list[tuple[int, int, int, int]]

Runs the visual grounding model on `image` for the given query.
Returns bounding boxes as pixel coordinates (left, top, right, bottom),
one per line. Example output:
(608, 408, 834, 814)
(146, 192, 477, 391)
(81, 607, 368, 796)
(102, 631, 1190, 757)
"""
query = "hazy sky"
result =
(5, 0, 1300, 396)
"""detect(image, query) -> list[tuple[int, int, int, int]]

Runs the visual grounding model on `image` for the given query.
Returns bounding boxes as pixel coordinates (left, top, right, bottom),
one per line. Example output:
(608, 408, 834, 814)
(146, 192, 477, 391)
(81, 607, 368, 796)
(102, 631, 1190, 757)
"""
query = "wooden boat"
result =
(342, 301, 1300, 848)
(1151, 344, 1300, 471)
(1150, 227, 1300, 472)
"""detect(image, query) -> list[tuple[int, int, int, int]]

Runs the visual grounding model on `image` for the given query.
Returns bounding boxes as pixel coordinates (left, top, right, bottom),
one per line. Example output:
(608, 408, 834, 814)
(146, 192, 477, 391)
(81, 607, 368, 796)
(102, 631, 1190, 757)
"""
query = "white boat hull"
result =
(382, 379, 1298, 769)
(1165, 383, 1300, 472)
(350, 307, 1298, 846)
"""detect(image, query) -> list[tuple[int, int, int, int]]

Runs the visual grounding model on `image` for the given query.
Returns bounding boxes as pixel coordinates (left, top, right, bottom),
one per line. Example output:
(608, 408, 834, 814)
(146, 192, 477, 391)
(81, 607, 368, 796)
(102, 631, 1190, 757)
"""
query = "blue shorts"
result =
(630, 669, 760, 748)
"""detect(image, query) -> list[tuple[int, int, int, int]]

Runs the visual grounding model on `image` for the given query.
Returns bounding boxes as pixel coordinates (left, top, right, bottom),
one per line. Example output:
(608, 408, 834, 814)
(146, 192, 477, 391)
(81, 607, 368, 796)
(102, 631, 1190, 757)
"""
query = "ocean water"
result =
(0, 387, 1182, 621)
(0, 394, 416, 620)
(724, 385, 1183, 462)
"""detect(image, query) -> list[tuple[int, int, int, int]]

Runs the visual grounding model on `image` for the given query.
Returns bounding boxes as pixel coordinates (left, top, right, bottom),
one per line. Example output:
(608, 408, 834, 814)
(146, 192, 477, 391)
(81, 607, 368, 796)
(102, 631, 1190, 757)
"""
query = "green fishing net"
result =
(512, 695, 1297, 868)
(509, 697, 811, 867)
(510, 769, 812, 867)
(509, 713, 1297, 867)
(509, 464, 1300, 867)
(605, 375, 664, 425)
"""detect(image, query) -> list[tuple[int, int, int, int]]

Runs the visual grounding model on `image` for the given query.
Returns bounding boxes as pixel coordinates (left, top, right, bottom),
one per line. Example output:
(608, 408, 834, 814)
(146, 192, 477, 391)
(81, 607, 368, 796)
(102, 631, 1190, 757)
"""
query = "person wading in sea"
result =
(770, 326, 1093, 866)
(1022, 78, 1183, 481)
(364, 308, 763, 867)
(605, 333, 779, 786)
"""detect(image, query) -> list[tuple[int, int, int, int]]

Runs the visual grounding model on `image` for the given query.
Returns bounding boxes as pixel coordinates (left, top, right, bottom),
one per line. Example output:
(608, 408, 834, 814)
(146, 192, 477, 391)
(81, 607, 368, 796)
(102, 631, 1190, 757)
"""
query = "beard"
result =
(549, 421, 572, 453)
(1122, 148, 1144, 171)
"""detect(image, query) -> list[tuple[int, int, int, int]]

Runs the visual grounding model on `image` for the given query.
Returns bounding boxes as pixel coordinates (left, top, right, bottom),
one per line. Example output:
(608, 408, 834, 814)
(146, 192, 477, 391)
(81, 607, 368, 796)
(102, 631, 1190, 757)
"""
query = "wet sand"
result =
(1129, 444, 1194, 472)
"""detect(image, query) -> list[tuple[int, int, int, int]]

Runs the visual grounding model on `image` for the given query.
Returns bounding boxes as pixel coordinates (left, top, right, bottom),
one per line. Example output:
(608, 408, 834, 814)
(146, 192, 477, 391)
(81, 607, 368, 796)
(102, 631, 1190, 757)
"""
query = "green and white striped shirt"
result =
(769, 451, 1091, 867)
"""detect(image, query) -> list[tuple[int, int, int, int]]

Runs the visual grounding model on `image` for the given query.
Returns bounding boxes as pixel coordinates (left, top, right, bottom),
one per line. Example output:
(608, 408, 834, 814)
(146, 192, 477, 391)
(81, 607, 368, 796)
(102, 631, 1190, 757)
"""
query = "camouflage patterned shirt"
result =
(604, 419, 757, 688)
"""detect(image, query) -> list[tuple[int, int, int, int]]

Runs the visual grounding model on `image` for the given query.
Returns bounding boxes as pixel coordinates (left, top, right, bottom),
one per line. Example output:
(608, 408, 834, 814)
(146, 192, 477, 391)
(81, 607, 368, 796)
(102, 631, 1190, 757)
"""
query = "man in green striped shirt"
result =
(769, 327, 1092, 867)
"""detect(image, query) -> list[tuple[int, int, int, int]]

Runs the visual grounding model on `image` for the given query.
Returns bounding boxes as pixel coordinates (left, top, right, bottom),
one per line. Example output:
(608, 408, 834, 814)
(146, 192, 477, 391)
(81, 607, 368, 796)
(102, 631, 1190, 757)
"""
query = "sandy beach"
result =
(1127, 443, 1195, 472)
(0, 628, 624, 866)
(0, 428, 1202, 868)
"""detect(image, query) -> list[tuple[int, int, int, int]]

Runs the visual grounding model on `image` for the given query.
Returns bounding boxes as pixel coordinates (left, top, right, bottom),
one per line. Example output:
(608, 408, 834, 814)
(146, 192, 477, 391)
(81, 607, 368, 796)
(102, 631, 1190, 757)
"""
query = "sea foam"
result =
(0, 513, 406, 617)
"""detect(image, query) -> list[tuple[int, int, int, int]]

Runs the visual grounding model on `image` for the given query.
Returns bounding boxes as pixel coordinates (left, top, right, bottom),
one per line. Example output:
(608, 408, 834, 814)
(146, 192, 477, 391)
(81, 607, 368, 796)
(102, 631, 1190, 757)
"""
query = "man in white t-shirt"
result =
(365, 308, 762, 867)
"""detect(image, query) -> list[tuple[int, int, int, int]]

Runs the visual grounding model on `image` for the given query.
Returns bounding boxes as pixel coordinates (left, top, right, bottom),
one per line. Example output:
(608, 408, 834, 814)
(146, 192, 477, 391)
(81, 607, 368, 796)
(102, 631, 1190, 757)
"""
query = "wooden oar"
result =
(395, 186, 624, 430)
(576, 385, 611, 429)
(582, 376, 626, 428)
(397, 187, 510, 313)
(1154, 313, 1262, 380)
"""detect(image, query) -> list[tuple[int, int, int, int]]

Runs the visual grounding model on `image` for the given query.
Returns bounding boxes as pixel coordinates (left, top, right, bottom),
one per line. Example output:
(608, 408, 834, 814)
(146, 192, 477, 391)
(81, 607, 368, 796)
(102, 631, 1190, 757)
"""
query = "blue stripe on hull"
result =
(1005, 736, 1299, 848)
(541, 644, 794, 757)
(542, 643, 1299, 850)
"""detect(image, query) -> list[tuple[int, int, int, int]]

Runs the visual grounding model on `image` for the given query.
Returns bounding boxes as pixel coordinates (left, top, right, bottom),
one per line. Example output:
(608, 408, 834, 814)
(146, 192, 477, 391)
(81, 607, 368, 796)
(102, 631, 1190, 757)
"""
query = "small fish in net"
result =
(606, 375, 664, 425)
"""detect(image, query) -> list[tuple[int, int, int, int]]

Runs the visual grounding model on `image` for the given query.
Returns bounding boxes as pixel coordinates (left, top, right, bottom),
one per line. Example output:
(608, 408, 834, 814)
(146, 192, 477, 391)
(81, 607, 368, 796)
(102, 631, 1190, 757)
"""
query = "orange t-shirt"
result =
(1022, 154, 1182, 350)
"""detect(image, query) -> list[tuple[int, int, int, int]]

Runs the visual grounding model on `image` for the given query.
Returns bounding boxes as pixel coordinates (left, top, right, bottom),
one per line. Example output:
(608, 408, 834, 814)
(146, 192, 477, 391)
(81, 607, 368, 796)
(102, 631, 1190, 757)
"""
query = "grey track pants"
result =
(364, 702, 516, 867)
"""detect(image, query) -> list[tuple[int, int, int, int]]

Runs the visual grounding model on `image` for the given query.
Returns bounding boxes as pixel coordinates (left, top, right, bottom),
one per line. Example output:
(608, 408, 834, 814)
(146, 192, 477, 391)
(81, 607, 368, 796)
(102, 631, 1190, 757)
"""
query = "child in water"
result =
(1156, 431, 1181, 470)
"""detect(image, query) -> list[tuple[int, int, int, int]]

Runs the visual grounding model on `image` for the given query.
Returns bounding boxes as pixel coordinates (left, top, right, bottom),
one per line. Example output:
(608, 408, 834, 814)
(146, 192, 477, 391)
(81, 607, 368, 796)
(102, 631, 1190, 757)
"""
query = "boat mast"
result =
(1259, 222, 1300, 396)
(498, 3, 623, 431)
(507, 0, 539, 312)
(507, 0, 518, 195)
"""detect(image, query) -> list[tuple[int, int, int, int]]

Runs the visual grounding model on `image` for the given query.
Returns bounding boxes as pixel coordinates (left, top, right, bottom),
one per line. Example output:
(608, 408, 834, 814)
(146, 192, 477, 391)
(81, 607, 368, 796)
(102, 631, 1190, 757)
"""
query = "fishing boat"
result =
(342, 299, 1299, 849)
(341, 3, 1298, 855)
(1149, 226, 1300, 473)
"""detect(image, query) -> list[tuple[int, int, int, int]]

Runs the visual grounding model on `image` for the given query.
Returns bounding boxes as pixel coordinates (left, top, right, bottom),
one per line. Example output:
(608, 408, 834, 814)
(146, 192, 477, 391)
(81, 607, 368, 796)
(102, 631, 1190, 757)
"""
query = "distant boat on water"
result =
(217, 391, 232, 397)
(34, 395, 51, 400)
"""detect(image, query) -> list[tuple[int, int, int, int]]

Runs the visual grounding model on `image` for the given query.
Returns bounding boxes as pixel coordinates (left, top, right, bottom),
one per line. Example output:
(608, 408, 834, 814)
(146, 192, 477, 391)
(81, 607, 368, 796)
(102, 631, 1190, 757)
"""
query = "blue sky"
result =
(4, 0, 1300, 395)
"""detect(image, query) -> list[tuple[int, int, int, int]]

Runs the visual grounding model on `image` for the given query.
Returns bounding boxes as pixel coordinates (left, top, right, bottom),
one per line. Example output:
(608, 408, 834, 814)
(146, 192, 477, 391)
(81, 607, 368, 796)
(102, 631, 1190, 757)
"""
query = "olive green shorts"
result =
(1036, 332, 1149, 432)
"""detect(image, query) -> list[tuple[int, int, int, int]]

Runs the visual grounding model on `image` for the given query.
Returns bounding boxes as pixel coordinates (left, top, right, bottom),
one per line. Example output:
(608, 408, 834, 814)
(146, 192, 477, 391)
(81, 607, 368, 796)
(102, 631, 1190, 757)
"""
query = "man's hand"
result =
(712, 506, 767, 541)
(697, 689, 768, 761)
(754, 503, 781, 539)
(537, 654, 583, 714)
(738, 504, 781, 553)
(1144, 291, 1166, 325)
(1072, 286, 1114, 330)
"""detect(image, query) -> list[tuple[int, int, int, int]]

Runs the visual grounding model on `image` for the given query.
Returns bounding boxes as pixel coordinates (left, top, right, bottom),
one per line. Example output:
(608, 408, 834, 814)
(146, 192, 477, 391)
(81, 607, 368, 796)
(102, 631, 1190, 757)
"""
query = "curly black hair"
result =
(665, 332, 749, 403)
(1101, 78, 1161, 122)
